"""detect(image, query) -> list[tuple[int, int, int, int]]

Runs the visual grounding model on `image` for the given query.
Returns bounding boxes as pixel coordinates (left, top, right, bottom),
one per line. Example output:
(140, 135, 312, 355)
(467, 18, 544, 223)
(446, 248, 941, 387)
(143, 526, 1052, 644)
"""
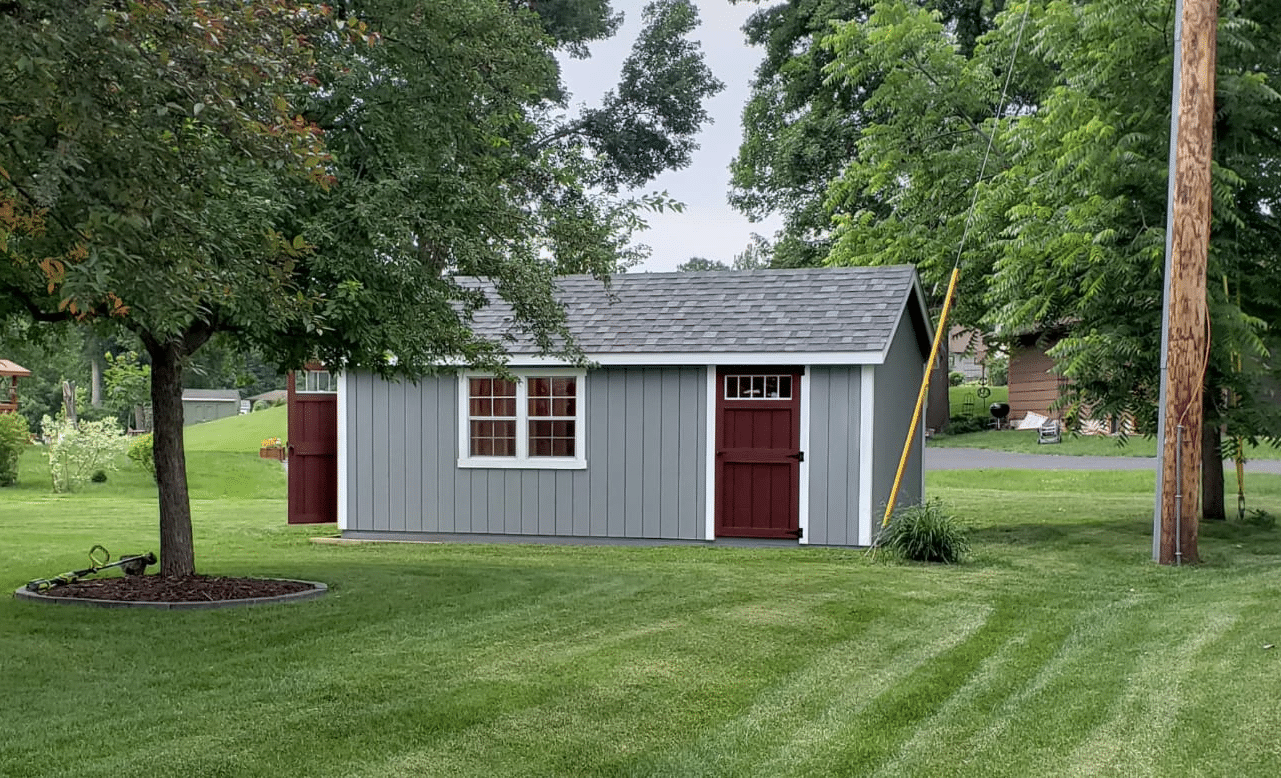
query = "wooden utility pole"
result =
(1155, 0, 1217, 565)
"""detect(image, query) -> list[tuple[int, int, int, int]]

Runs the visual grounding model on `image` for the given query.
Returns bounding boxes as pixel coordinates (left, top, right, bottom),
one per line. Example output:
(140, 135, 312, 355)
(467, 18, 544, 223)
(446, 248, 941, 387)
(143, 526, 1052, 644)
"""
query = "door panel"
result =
(287, 370, 338, 525)
(715, 368, 802, 539)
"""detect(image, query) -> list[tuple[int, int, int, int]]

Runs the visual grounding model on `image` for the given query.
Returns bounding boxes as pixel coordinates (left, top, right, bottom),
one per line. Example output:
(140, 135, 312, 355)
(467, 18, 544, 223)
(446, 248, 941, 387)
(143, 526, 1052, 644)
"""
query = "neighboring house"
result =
(328, 266, 934, 547)
(948, 327, 991, 381)
(249, 389, 288, 407)
(0, 359, 31, 414)
(181, 389, 241, 425)
(1008, 330, 1070, 423)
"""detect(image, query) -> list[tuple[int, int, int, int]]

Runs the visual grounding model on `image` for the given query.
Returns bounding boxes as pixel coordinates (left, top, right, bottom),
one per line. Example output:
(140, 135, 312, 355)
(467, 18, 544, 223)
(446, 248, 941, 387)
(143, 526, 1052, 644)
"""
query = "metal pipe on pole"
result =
(1154, 0, 1217, 564)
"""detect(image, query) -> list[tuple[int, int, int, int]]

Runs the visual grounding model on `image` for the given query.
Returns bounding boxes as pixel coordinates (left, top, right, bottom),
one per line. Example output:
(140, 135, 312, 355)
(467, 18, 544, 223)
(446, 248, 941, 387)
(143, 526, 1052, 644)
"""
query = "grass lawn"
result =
(948, 383, 1009, 418)
(931, 428, 1281, 461)
(5, 417, 1281, 777)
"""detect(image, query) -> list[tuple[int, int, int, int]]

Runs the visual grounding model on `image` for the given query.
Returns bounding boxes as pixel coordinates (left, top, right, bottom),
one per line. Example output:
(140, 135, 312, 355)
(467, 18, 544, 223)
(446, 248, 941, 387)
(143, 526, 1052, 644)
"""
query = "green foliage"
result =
(0, 410, 29, 486)
(878, 499, 969, 563)
(949, 371, 965, 386)
(126, 433, 155, 481)
(1242, 508, 1277, 530)
(986, 357, 1008, 387)
(89, 469, 107, 483)
(40, 415, 126, 493)
(946, 414, 988, 435)
(2, 0, 723, 574)
(821, 0, 1281, 454)
(677, 257, 730, 272)
(730, 0, 1003, 267)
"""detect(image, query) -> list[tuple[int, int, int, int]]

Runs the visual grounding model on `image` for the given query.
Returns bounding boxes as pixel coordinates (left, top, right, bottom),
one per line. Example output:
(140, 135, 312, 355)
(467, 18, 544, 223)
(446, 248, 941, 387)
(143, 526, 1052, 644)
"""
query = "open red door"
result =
(287, 366, 337, 524)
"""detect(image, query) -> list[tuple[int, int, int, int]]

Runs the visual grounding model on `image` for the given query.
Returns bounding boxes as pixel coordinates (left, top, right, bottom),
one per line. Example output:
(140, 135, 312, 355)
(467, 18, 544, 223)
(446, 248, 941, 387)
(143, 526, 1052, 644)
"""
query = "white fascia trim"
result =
(336, 370, 348, 532)
(798, 365, 811, 545)
(498, 351, 886, 367)
(858, 365, 876, 547)
(456, 367, 588, 470)
(704, 365, 717, 541)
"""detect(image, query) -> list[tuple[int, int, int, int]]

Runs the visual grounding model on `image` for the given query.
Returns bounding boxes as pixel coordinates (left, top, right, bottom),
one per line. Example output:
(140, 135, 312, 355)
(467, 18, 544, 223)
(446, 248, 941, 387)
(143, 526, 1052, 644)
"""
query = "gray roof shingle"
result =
(466, 265, 928, 358)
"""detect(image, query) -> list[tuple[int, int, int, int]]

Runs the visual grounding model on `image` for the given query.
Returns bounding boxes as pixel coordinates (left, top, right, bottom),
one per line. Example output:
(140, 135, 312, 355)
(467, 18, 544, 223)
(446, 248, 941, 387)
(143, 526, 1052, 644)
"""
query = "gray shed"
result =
(182, 389, 241, 425)
(338, 266, 933, 547)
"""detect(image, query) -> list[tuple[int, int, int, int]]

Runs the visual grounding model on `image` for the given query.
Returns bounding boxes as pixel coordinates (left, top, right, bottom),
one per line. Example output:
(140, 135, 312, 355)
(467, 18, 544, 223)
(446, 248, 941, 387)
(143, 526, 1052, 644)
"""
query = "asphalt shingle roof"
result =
(467, 265, 927, 356)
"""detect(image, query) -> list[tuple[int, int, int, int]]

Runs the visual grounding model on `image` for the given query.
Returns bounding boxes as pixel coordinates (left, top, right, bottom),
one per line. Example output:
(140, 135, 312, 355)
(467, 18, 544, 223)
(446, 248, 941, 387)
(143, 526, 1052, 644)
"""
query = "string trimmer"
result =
(25, 545, 157, 592)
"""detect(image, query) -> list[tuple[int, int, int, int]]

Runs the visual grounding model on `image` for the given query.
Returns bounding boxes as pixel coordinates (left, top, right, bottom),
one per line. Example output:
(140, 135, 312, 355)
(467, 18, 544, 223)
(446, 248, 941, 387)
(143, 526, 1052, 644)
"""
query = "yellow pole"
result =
(881, 267, 961, 531)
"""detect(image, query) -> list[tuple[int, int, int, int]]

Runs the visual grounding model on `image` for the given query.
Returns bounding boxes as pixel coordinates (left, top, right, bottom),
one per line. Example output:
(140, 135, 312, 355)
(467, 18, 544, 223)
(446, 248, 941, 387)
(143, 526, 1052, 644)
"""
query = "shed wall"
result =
(344, 367, 707, 539)
(872, 321, 927, 519)
(183, 400, 237, 425)
(1009, 341, 1065, 421)
(805, 367, 863, 546)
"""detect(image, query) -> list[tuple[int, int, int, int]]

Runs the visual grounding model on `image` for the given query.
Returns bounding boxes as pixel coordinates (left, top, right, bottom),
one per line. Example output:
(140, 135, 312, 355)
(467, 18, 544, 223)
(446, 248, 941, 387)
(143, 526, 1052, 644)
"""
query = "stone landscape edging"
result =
(12, 579, 328, 610)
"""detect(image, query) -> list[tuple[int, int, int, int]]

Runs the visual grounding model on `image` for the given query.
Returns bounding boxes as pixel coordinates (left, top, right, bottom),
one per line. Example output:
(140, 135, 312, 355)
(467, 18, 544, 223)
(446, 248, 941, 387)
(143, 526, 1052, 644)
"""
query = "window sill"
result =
(458, 457, 587, 470)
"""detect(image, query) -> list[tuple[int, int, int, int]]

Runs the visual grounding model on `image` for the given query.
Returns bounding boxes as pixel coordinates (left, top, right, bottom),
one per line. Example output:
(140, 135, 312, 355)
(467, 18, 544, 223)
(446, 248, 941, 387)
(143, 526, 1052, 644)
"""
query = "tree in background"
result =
(1, 0, 722, 575)
(821, 0, 1281, 517)
(729, 0, 1001, 267)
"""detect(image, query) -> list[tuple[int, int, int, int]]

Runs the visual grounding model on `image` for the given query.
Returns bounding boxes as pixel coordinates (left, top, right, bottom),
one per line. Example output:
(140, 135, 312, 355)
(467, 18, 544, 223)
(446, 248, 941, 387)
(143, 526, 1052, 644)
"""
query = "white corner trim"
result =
(858, 365, 876, 546)
(704, 365, 717, 541)
(798, 366, 811, 544)
(336, 370, 348, 532)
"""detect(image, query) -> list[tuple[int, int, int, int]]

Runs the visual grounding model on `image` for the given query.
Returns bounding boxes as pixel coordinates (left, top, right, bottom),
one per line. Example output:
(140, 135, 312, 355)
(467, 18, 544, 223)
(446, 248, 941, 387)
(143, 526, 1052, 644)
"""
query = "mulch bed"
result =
(39, 575, 315, 602)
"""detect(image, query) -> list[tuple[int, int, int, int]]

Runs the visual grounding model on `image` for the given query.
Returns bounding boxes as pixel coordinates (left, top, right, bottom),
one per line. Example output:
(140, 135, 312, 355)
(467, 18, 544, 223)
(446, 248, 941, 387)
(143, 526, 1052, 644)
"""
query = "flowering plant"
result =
(261, 437, 284, 449)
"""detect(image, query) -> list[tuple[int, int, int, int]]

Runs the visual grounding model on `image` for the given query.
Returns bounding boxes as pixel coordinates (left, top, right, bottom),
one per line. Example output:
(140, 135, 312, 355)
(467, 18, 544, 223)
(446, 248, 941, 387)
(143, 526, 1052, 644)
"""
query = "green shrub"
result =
(988, 357, 1008, 387)
(127, 433, 156, 480)
(946, 414, 988, 435)
(90, 470, 108, 483)
(41, 415, 126, 493)
(948, 371, 965, 387)
(878, 500, 969, 564)
(252, 400, 270, 412)
(0, 412, 30, 486)
(1242, 509, 1277, 530)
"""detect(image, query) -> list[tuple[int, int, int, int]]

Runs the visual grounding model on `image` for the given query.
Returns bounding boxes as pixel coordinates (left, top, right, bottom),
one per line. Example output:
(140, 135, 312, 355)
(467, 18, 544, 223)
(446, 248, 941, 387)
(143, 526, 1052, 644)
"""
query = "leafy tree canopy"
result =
(0, 0, 722, 574)
(821, 0, 1281, 453)
(729, 0, 1003, 267)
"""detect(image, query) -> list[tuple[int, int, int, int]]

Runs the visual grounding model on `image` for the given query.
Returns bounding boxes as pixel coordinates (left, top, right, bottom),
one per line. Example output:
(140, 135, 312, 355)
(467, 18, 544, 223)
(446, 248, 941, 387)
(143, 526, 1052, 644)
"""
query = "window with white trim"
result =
(294, 369, 335, 393)
(459, 369, 586, 469)
(724, 374, 793, 400)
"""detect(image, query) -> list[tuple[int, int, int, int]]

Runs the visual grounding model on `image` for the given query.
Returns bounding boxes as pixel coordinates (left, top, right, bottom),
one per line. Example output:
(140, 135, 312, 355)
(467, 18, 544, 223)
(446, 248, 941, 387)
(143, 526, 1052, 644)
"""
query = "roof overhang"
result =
(499, 350, 889, 367)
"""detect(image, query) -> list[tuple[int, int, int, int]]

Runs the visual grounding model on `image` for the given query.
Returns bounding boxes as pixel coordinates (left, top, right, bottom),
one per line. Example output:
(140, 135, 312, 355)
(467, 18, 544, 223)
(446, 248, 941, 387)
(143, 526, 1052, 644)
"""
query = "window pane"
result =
(495, 398, 516, 417)
(765, 376, 779, 398)
(470, 398, 491, 416)
(552, 377, 576, 397)
(470, 378, 492, 396)
(470, 420, 515, 457)
(494, 379, 516, 397)
(551, 438, 574, 457)
(528, 377, 550, 397)
(529, 398, 551, 417)
(551, 399, 574, 417)
(779, 376, 792, 398)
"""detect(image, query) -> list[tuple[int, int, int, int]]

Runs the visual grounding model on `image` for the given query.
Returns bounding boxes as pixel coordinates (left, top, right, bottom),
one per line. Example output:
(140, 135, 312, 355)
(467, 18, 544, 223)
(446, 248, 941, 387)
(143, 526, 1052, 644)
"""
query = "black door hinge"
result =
(788, 451, 804, 462)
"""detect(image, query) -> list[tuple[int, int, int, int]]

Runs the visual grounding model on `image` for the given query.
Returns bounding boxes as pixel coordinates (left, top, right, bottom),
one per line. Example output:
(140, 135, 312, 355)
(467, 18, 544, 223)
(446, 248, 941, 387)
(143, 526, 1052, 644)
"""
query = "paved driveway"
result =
(925, 447, 1281, 474)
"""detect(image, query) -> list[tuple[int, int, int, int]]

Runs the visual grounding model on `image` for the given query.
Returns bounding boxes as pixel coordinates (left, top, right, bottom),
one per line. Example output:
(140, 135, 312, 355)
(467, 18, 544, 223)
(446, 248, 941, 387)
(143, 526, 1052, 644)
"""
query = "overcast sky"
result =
(558, 0, 784, 273)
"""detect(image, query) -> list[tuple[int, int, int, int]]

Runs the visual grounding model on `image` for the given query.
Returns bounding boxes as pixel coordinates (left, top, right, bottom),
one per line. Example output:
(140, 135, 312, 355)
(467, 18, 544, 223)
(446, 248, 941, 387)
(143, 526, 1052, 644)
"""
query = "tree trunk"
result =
(1201, 421, 1226, 521)
(90, 356, 103, 407)
(147, 339, 196, 576)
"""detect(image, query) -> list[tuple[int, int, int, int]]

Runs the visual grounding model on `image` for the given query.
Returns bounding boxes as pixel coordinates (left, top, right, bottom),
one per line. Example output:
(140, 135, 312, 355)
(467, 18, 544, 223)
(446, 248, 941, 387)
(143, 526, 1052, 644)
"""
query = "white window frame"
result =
(294, 369, 335, 394)
(457, 368, 587, 470)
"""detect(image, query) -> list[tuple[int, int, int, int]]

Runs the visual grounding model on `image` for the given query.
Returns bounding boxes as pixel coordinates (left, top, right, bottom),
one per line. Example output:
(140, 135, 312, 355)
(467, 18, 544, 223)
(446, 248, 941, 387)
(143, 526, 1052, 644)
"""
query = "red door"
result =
(287, 367, 338, 524)
(715, 367, 803, 539)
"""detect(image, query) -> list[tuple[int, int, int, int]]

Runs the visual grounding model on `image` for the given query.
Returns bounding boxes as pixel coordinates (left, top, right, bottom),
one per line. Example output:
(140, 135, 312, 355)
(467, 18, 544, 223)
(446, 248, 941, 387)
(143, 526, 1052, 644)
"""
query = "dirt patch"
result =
(37, 575, 316, 603)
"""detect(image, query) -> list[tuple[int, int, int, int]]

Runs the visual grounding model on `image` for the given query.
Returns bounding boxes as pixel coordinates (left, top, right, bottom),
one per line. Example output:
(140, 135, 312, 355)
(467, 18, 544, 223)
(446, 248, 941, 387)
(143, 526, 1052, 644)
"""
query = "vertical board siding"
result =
(344, 367, 706, 539)
(806, 367, 860, 546)
(873, 323, 928, 515)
